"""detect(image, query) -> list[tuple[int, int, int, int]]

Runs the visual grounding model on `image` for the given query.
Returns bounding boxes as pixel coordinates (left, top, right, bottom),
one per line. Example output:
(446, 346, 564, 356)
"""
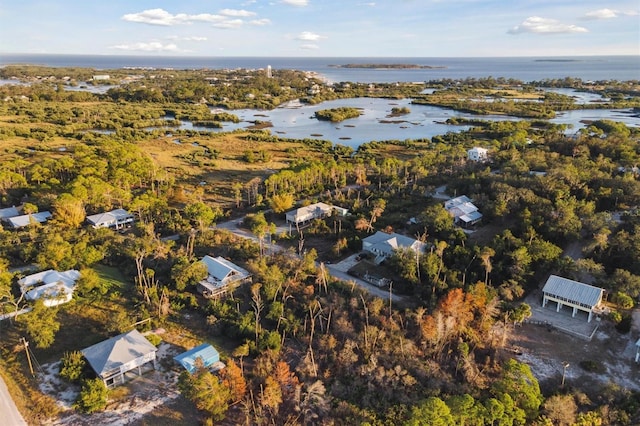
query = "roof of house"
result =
(81, 330, 157, 377)
(174, 343, 221, 374)
(0, 206, 20, 220)
(25, 281, 74, 305)
(542, 275, 604, 309)
(468, 147, 488, 153)
(18, 269, 80, 292)
(286, 202, 333, 221)
(6, 211, 51, 228)
(201, 255, 250, 283)
(444, 196, 473, 210)
(86, 209, 133, 226)
(459, 211, 483, 223)
(363, 231, 425, 254)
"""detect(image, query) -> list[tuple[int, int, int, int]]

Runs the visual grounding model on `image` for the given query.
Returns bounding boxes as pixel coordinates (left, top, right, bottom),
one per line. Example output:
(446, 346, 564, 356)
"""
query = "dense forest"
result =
(0, 65, 639, 425)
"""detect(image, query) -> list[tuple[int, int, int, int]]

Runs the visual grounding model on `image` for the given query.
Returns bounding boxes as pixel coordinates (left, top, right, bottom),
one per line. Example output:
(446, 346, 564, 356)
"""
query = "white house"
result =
(198, 256, 251, 298)
(86, 209, 135, 230)
(82, 329, 157, 388)
(18, 269, 81, 307)
(542, 275, 605, 322)
(362, 231, 426, 264)
(467, 147, 488, 162)
(444, 196, 482, 227)
(285, 202, 347, 226)
(5, 211, 52, 229)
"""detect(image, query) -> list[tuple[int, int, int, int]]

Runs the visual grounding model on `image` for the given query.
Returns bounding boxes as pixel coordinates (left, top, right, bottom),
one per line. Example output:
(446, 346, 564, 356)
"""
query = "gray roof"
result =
(0, 206, 20, 220)
(81, 330, 157, 377)
(86, 209, 133, 227)
(6, 211, 51, 228)
(542, 275, 604, 308)
(363, 231, 425, 255)
(201, 255, 250, 282)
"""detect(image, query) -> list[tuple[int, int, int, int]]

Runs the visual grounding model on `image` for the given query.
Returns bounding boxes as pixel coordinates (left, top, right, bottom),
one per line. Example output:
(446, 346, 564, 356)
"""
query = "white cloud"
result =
(359, 2, 376, 6)
(282, 0, 309, 6)
(300, 44, 319, 50)
(583, 9, 618, 19)
(110, 41, 180, 52)
(508, 16, 588, 34)
(122, 9, 225, 26)
(213, 19, 244, 29)
(167, 36, 208, 41)
(219, 9, 256, 17)
(250, 18, 271, 26)
(296, 31, 324, 41)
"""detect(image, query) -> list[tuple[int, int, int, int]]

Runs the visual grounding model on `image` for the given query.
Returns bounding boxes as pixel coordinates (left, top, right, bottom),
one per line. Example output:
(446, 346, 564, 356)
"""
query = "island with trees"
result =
(0, 64, 638, 425)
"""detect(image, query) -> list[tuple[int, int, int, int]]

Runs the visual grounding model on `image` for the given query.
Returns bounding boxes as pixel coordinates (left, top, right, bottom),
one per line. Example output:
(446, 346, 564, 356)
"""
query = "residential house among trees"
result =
(444, 196, 483, 227)
(174, 343, 225, 374)
(362, 231, 426, 265)
(81, 329, 157, 388)
(467, 146, 489, 162)
(542, 275, 605, 322)
(285, 202, 347, 227)
(18, 269, 81, 307)
(86, 209, 135, 230)
(0, 206, 20, 221)
(198, 255, 252, 298)
(4, 211, 52, 229)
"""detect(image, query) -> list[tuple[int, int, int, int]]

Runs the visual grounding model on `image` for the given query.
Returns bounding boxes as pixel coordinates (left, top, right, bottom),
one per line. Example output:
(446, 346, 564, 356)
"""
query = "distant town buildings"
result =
(266, 65, 272, 78)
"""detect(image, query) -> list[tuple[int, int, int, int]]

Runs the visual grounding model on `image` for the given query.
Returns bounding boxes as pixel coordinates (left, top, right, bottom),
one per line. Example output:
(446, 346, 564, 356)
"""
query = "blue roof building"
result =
(174, 343, 224, 374)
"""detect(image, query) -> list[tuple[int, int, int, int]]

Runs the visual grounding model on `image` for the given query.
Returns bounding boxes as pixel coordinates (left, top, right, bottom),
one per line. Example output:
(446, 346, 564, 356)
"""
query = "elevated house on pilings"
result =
(542, 275, 605, 323)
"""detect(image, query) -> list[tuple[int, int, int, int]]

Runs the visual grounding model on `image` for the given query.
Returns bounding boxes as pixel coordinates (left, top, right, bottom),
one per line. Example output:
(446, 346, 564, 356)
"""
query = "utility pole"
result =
(561, 362, 570, 388)
(22, 337, 34, 376)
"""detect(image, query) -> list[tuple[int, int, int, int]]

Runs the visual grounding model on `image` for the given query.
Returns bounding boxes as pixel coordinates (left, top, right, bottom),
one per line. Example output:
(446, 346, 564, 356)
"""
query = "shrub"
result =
(59, 351, 86, 383)
(578, 360, 605, 373)
(146, 333, 162, 347)
(612, 292, 634, 310)
(615, 313, 632, 334)
(75, 378, 109, 413)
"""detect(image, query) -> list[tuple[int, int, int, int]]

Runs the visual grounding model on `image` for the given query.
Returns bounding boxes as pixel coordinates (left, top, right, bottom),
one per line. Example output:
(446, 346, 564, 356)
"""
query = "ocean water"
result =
(0, 54, 638, 83)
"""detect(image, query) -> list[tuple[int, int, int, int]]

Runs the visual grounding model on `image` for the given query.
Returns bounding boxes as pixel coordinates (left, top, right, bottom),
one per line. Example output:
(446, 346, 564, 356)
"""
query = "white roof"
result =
(459, 211, 483, 223)
(542, 275, 604, 308)
(363, 231, 425, 254)
(201, 255, 249, 282)
(444, 196, 473, 210)
(7, 211, 51, 228)
(286, 202, 333, 222)
(82, 329, 157, 377)
(18, 269, 80, 292)
(86, 209, 133, 226)
(25, 281, 74, 306)
(468, 147, 488, 153)
(0, 206, 19, 220)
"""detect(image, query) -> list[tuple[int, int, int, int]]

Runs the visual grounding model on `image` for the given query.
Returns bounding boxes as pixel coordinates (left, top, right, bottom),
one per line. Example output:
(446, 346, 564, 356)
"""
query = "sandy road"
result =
(0, 374, 27, 426)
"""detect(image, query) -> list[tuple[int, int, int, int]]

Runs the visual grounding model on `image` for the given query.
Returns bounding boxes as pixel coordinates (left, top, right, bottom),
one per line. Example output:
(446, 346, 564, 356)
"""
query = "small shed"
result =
(174, 343, 225, 374)
(542, 275, 604, 322)
(82, 329, 157, 387)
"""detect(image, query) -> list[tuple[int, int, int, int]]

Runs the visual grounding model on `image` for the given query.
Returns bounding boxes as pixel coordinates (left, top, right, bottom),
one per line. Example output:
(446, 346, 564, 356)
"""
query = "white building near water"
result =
(467, 147, 489, 162)
(542, 275, 605, 322)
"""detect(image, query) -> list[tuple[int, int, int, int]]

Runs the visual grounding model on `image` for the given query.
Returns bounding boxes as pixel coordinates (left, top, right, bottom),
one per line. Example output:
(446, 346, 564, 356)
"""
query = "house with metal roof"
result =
(0, 206, 20, 221)
(18, 269, 81, 306)
(86, 208, 134, 230)
(467, 147, 489, 162)
(174, 343, 225, 374)
(5, 211, 52, 229)
(285, 202, 334, 226)
(362, 231, 426, 265)
(542, 275, 605, 322)
(81, 329, 157, 388)
(444, 196, 482, 227)
(198, 256, 251, 298)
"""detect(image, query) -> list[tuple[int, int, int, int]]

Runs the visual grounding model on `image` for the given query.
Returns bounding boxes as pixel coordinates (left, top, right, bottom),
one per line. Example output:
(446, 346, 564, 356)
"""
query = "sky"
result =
(1, 0, 638, 57)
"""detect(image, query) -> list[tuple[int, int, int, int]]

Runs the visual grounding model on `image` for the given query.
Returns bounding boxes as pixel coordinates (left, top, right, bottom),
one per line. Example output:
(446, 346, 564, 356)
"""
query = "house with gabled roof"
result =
(467, 147, 489, 162)
(18, 269, 81, 307)
(174, 343, 225, 374)
(86, 208, 134, 230)
(542, 275, 605, 322)
(285, 202, 334, 226)
(444, 195, 482, 227)
(362, 231, 426, 264)
(198, 255, 251, 298)
(0, 206, 20, 221)
(81, 329, 157, 388)
(5, 211, 52, 229)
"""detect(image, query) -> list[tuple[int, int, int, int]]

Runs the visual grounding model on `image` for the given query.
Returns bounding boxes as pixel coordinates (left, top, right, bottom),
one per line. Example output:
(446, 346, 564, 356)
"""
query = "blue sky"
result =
(1, 0, 638, 57)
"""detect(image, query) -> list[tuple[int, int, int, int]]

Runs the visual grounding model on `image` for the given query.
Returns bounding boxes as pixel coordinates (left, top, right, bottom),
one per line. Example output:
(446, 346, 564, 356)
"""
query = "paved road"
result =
(0, 375, 27, 426)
